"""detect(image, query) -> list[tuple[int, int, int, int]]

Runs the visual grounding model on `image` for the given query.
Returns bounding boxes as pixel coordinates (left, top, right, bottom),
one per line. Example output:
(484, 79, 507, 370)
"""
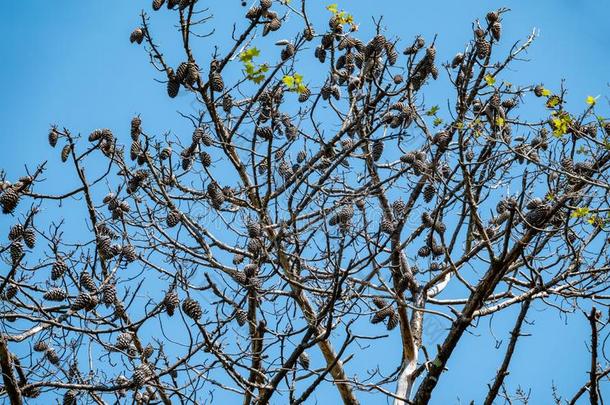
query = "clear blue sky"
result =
(1, 1, 609, 403)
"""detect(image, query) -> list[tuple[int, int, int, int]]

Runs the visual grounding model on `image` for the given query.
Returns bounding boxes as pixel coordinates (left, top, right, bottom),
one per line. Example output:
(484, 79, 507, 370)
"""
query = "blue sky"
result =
(1, 1, 609, 403)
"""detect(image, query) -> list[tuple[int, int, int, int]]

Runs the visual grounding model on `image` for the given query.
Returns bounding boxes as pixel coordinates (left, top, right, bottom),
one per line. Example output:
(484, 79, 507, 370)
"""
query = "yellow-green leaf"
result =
(326, 3, 338, 14)
(282, 75, 295, 88)
(586, 95, 599, 106)
(541, 88, 552, 97)
(571, 207, 590, 219)
(546, 95, 561, 108)
(484, 74, 496, 86)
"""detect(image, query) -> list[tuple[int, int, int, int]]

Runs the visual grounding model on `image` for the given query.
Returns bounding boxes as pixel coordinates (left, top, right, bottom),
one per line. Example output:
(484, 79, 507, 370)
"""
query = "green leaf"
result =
(541, 88, 552, 97)
(426, 105, 440, 116)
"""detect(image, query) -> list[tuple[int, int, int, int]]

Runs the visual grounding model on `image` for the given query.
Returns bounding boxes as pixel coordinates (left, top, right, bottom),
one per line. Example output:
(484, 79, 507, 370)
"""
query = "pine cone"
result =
(22, 386, 41, 398)
(232, 253, 245, 265)
(80, 271, 97, 292)
(392, 200, 406, 218)
(183, 62, 199, 85)
(451, 52, 465, 69)
(385, 42, 398, 65)
(61, 144, 71, 162)
(297, 87, 311, 103)
(8, 224, 23, 241)
(380, 217, 394, 234)
(417, 245, 431, 257)
(48, 127, 59, 147)
(133, 364, 152, 387)
(246, 220, 263, 238)
(303, 26, 315, 41)
(217, 95, 233, 116)
(45, 348, 60, 365)
(257, 126, 273, 140)
(178, 0, 194, 10)
(122, 245, 137, 263)
(315, 46, 327, 63)
(524, 205, 549, 228)
(210, 72, 224, 92)
(466, 149, 475, 161)
(321, 84, 332, 100)
(152, 0, 165, 10)
(115, 333, 133, 350)
(278, 160, 293, 179)
(165, 210, 181, 228)
(372, 297, 387, 309)
(207, 182, 226, 209)
(22, 228, 35, 249)
(423, 184, 435, 203)
(51, 259, 68, 280)
(10, 241, 23, 265)
(486, 11, 499, 23)
(236, 309, 248, 326)
(433, 130, 450, 149)
(491, 21, 502, 41)
(371, 306, 393, 324)
(281, 43, 295, 61)
(199, 151, 212, 167)
(247, 238, 264, 256)
(298, 351, 310, 369)
(475, 38, 490, 59)
(182, 298, 202, 320)
(387, 311, 399, 330)
(159, 146, 172, 161)
(167, 79, 180, 98)
(143, 344, 154, 359)
(130, 116, 142, 141)
(43, 288, 67, 301)
(130, 28, 144, 44)
(246, 6, 262, 19)
(263, 18, 281, 36)
(175, 62, 189, 83)
(230, 270, 247, 286)
(33, 341, 48, 352)
(63, 389, 78, 405)
(201, 132, 213, 147)
(164, 290, 179, 316)
(371, 140, 384, 161)
(102, 283, 117, 306)
(244, 263, 258, 278)
(71, 293, 98, 312)
(431, 243, 444, 257)
(526, 198, 544, 210)
(0, 188, 20, 214)
(337, 204, 354, 224)
(3, 285, 17, 300)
